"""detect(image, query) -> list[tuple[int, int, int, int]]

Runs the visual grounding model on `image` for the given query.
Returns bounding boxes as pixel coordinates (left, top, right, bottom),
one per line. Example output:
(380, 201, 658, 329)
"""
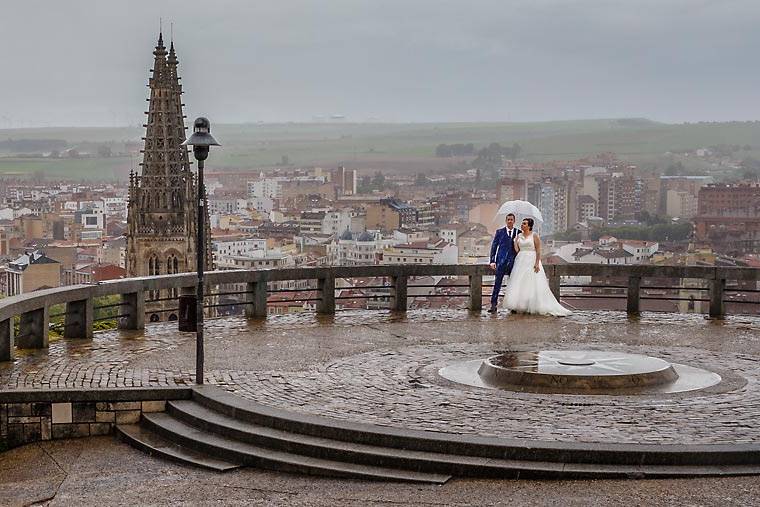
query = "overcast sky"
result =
(2, 0, 759, 127)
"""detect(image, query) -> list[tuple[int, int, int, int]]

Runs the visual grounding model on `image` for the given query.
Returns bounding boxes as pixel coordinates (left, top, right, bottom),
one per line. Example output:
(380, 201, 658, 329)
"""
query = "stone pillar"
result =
(64, 298, 94, 339)
(390, 275, 408, 312)
(469, 274, 483, 312)
(0, 318, 13, 362)
(245, 281, 268, 318)
(118, 290, 145, 330)
(548, 270, 561, 301)
(709, 278, 725, 319)
(627, 276, 641, 315)
(317, 276, 335, 314)
(17, 307, 49, 349)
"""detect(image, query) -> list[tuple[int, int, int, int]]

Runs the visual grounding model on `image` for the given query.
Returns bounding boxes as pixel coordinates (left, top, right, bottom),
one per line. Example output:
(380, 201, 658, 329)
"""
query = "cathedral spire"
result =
(127, 32, 213, 319)
(140, 31, 188, 181)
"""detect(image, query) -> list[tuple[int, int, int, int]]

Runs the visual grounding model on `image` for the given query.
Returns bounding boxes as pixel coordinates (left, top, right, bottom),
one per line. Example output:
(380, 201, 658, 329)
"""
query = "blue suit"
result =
(489, 227, 520, 307)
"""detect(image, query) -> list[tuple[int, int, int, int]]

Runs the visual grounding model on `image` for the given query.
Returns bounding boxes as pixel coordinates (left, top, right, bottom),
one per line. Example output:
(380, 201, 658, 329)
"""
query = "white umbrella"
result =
(494, 199, 544, 224)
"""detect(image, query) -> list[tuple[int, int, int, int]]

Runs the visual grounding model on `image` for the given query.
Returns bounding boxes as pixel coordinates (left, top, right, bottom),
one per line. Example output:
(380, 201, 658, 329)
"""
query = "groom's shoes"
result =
(487, 305, 498, 313)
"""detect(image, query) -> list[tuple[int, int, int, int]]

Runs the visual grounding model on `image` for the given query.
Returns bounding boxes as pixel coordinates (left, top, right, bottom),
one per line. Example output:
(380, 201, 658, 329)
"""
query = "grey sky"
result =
(2, 0, 759, 127)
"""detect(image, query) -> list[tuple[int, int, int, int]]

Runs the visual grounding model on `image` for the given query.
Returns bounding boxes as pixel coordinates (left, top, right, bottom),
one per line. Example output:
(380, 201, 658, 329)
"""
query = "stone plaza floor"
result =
(2, 309, 760, 504)
(2, 436, 760, 506)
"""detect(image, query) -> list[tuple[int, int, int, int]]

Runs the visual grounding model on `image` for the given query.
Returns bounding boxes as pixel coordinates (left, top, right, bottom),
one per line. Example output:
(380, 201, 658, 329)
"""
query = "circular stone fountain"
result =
(439, 350, 721, 395)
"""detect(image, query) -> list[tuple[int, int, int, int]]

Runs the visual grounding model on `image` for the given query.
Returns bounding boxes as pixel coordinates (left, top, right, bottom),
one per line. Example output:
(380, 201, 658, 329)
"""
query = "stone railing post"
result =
(469, 273, 483, 312)
(317, 276, 335, 314)
(177, 286, 197, 332)
(390, 274, 408, 312)
(245, 281, 268, 318)
(0, 318, 13, 362)
(709, 278, 725, 319)
(547, 266, 561, 300)
(118, 290, 145, 330)
(64, 297, 94, 339)
(17, 307, 49, 349)
(627, 276, 641, 315)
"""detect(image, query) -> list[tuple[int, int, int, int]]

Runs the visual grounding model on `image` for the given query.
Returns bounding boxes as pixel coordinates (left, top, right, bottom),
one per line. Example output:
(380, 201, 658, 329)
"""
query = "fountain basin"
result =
(438, 349, 722, 395)
(478, 350, 679, 392)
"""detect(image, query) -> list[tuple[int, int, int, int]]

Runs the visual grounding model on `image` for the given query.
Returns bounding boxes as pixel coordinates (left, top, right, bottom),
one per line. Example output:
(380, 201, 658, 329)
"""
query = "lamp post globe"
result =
(182, 117, 220, 160)
(181, 117, 220, 385)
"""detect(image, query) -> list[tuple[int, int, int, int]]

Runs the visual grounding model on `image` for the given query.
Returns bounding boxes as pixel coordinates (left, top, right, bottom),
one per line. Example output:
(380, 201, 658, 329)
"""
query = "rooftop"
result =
(8, 250, 59, 270)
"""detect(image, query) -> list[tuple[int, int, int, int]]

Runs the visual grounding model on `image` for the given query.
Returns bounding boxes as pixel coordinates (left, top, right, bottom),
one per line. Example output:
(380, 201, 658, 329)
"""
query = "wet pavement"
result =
(3, 310, 760, 445)
(2, 309, 760, 504)
(2, 436, 760, 506)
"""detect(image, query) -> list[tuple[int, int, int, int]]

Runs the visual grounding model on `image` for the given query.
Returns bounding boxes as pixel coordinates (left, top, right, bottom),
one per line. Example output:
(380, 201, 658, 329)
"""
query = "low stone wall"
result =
(0, 388, 191, 450)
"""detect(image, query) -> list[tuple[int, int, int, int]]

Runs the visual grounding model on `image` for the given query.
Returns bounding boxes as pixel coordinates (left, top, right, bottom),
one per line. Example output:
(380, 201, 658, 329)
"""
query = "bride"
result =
(503, 218, 572, 316)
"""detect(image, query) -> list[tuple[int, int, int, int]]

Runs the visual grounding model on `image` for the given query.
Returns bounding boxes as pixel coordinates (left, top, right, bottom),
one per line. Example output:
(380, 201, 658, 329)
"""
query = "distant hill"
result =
(0, 119, 758, 180)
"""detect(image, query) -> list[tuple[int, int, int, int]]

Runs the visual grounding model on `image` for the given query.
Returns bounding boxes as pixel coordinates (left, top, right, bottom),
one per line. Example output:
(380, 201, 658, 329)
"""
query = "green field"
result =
(0, 157, 134, 181)
(1, 118, 758, 180)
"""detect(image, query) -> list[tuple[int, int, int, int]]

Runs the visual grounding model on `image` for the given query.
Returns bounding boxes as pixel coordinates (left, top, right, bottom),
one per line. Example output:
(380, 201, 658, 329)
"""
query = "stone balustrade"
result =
(0, 263, 759, 363)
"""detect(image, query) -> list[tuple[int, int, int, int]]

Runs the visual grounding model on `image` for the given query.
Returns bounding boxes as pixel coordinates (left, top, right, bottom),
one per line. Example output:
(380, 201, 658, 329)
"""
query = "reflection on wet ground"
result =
(0, 309, 759, 392)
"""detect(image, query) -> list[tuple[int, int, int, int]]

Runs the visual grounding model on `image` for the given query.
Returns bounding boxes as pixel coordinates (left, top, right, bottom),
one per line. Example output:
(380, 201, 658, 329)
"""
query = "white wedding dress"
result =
(503, 234, 572, 316)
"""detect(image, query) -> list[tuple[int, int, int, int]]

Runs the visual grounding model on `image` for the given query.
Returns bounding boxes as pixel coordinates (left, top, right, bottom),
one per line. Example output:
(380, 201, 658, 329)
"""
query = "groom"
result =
(488, 213, 520, 313)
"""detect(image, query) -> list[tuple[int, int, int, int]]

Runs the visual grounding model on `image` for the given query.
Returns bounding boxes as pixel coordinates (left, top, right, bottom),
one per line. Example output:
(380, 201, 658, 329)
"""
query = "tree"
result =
(552, 230, 581, 241)
(741, 157, 760, 170)
(510, 142, 522, 160)
(97, 144, 112, 158)
(435, 144, 452, 157)
(588, 223, 692, 242)
(371, 171, 385, 189)
(664, 161, 683, 176)
(637, 211, 666, 226)
(358, 175, 371, 193)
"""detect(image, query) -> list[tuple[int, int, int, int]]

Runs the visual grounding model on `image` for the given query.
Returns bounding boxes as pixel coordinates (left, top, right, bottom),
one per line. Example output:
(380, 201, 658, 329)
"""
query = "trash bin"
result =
(178, 294, 197, 332)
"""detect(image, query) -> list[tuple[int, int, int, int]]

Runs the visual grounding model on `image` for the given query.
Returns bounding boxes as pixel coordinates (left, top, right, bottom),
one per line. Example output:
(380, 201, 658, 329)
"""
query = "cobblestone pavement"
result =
(225, 342, 758, 444)
(4, 437, 760, 507)
(2, 309, 760, 445)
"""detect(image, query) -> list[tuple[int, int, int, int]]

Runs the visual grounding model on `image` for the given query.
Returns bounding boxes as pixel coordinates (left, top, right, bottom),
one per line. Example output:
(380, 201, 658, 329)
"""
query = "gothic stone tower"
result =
(127, 33, 212, 322)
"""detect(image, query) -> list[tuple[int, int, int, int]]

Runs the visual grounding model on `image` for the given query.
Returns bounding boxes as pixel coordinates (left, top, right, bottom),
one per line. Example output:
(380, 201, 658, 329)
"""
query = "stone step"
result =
(560, 461, 760, 479)
(115, 424, 241, 472)
(191, 386, 760, 468)
(141, 412, 452, 484)
(166, 399, 760, 479)
(167, 399, 535, 477)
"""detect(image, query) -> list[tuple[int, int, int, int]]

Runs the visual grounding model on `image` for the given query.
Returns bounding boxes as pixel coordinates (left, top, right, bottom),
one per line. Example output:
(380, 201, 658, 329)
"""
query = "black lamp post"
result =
(181, 117, 220, 385)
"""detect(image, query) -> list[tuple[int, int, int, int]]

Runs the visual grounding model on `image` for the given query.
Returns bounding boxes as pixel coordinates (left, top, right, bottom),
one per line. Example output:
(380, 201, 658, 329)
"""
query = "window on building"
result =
(148, 254, 160, 300)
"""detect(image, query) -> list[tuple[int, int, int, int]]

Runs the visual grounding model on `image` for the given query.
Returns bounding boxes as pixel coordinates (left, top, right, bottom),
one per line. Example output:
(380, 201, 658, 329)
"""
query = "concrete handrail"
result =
(0, 263, 758, 362)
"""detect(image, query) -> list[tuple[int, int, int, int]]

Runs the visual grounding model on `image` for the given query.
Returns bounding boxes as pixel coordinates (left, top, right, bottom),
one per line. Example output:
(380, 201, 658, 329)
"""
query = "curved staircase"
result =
(117, 386, 760, 482)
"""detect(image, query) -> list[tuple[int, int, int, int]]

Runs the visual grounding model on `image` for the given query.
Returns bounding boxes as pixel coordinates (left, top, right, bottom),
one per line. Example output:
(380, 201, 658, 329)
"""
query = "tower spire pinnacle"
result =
(166, 31, 180, 92)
